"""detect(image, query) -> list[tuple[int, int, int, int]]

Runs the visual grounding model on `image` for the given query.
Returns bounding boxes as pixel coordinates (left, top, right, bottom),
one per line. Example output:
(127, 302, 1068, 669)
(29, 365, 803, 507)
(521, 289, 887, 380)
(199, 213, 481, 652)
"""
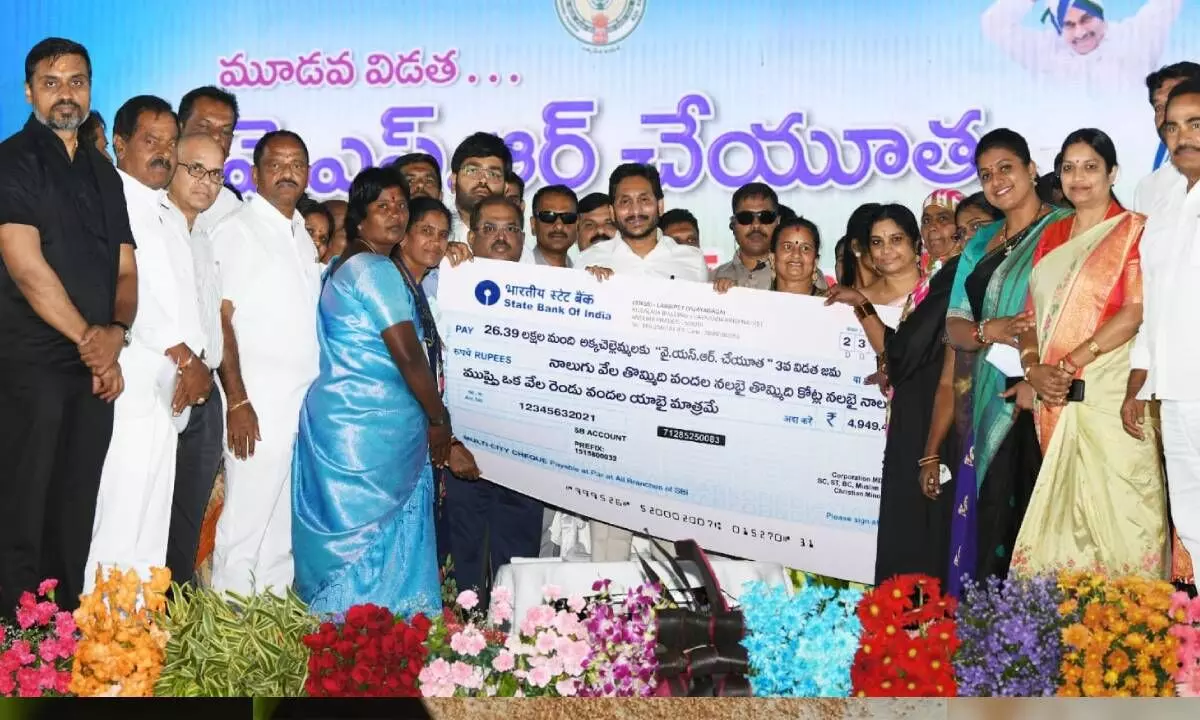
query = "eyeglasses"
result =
(479, 222, 522, 238)
(182, 162, 225, 185)
(534, 210, 578, 225)
(734, 210, 778, 226)
(461, 165, 504, 181)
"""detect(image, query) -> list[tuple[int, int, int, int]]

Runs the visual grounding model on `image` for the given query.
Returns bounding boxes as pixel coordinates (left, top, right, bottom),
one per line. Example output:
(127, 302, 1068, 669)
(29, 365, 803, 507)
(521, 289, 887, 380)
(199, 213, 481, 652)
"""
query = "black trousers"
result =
(167, 389, 224, 586)
(0, 362, 113, 616)
(440, 472, 544, 594)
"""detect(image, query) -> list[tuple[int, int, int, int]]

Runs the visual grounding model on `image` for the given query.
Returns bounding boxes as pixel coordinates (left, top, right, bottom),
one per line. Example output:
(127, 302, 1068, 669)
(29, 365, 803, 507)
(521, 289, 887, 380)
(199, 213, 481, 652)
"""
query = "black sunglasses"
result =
(535, 210, 578, 225)
(734, 210, 778, 226)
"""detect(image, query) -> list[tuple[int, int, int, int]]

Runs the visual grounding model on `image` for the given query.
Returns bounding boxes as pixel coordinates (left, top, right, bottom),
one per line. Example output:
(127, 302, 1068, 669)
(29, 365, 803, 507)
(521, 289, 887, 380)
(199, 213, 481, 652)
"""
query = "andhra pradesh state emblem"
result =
(556, 0, 647, 50)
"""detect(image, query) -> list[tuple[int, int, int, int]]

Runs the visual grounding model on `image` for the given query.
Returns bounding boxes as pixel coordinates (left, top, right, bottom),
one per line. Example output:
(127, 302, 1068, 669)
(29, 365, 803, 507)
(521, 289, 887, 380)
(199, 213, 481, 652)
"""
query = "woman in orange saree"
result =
(1012, 129, 1168, 578)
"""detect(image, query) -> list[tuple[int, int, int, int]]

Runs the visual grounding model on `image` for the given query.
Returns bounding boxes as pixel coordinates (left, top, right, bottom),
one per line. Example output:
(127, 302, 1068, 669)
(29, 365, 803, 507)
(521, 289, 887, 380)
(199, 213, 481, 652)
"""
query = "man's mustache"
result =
(149, 157, 171, 170)
(276, 179, 299, 188)
(1175, 144, 1200, 156)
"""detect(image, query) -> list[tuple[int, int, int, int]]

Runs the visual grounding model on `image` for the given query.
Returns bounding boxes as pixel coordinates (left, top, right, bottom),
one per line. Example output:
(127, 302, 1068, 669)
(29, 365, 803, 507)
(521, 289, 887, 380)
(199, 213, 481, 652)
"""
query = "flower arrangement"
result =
(851, 574, 957, 697)
(955, 575, 1067, 696)
(740, 581, 862, 697)
(303, 604, 431, 697)
(1056, 571, 1179, 697)
(0, 579, 77, 696)
(1169, 590, 1200, 697)
(420, 585, 590, 697)
(156, 584, 316, 697)
(71, 567, 171, 697)
(579, 579, 661, 697)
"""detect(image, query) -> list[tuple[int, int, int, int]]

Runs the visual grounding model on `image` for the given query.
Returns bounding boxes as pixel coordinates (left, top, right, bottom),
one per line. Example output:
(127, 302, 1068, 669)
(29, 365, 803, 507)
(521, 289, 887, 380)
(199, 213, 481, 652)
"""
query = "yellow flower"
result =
(1103, 669, 1119, 686)
(1124, 632, 1148, 651)
(1145, 612, 1171, 634)
(1058, 682, 1082, 697)
(1059, 599, 1079, 616)
(1133, 651, 1153, 672)
(1106, 649, 1131, 674)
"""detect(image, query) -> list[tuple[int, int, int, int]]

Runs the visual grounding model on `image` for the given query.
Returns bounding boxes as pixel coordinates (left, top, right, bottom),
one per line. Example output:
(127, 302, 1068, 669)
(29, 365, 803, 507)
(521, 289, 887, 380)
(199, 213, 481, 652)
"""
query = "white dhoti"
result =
(1161, 400, 1200, 563)
(85, 347, 180, 592)
(210, 387, 305, 596)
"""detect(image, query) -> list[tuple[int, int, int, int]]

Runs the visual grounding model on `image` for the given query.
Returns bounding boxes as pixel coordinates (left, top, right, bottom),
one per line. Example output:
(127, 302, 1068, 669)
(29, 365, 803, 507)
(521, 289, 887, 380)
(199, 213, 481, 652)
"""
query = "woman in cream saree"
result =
(1011, 129, 1168, 578)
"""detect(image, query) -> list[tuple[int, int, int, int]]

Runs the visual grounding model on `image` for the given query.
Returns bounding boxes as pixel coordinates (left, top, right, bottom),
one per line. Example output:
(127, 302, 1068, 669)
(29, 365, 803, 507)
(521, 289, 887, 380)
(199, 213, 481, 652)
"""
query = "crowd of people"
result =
(1, 36, 1197, 624)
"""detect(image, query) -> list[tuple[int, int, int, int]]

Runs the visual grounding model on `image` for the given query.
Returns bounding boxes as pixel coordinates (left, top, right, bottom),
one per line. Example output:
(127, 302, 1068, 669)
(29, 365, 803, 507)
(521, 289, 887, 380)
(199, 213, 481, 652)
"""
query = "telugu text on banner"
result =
(439, 259, 900, 583)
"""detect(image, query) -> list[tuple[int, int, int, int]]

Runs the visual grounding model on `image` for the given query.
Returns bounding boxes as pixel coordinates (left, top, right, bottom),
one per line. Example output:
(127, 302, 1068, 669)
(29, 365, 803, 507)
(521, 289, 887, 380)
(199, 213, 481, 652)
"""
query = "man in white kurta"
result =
(1127, 81, 1200, 563)
(209, 131, 321, 595)
(981, 0, 1182, 90)
(86, 99, 204, 590)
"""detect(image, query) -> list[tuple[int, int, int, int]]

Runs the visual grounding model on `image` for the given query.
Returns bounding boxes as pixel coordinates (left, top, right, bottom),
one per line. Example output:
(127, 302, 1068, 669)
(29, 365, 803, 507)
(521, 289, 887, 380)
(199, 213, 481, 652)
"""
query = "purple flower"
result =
(955, 575, 1066, 696)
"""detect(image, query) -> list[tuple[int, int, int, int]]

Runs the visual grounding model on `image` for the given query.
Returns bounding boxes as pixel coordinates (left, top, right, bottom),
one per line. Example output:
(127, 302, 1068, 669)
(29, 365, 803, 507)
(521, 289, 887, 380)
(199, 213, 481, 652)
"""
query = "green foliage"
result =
(154, 584, 317, 697)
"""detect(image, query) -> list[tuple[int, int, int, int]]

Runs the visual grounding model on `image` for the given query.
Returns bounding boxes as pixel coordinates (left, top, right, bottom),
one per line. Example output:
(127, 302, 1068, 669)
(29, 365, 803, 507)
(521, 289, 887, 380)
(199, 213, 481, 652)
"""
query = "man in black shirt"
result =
(0, 38, 138, 614)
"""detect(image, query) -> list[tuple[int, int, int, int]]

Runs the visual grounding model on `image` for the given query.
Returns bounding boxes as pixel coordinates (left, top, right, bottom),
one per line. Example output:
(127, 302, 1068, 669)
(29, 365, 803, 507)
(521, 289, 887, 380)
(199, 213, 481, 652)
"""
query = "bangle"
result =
(854, 302, 877, 321)
(974, 321, 990, 345)
(228, 398, 250, 412)
(918, 455, 940, 467)
(1087, 339, 1102, 357)
(1020, 347, 1039, 362)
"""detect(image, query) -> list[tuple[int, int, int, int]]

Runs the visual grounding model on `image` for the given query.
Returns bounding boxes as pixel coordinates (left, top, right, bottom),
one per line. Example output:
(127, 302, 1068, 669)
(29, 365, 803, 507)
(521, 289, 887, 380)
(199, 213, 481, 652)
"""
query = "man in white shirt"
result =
(981, 0, 1182, 90)
(579, 163, 709, 284)
(578, 164, 708, 561)
(210, 130, 322, 595)
(180, 87, 243, 234)
(1134, 62, 1200, 213)
(577, 192, 617, 252)
(1124, 78, 1200, 563)
(526, 184, 577, 269)
(87, 96, 210, 589)
(162, 133, 228, 587)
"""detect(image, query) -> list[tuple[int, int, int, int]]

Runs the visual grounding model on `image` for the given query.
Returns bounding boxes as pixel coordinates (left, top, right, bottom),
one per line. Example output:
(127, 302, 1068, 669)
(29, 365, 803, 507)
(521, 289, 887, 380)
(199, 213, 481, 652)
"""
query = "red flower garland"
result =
(851, 574, 958, 697)
(302, 604, 433, 697)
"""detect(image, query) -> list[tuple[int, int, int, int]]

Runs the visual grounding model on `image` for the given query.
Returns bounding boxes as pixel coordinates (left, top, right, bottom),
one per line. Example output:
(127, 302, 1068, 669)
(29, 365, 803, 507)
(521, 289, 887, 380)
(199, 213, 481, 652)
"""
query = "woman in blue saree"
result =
(292, 167, 453, 617)
(943, 129, 1071, 596)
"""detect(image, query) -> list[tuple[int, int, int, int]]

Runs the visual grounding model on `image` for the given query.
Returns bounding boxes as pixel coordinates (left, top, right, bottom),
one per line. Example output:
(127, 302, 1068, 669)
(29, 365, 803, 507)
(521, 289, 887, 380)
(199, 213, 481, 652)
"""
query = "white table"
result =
(489, 558, 791, 624)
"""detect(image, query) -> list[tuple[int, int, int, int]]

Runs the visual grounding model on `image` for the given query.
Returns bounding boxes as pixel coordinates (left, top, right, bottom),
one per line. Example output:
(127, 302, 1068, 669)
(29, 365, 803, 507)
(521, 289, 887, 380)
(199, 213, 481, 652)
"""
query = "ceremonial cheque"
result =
(440, 258, 900, 583)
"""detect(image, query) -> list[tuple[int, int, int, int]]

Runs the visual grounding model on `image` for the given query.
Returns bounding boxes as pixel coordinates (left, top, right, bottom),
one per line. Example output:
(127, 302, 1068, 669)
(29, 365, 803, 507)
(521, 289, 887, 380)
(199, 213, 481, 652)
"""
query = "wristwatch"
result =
(111, 321, 132, 347)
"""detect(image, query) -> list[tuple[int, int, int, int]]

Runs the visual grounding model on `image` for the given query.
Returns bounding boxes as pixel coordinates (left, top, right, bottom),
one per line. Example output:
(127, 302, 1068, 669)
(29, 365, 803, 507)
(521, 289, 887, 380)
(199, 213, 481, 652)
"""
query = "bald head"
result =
(169, 132, 226, 221)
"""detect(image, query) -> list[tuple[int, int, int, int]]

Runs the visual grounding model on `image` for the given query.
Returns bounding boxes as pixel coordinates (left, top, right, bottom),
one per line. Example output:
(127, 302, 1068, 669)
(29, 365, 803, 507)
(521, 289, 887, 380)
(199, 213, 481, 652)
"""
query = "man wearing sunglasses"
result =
(528, 184, 578, 269)
(712, 183, 782, 291)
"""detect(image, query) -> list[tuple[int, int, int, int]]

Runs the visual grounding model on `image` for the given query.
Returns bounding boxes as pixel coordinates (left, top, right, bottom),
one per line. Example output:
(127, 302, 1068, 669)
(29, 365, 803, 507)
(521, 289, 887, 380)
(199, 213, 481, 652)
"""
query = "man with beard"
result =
(84, 95, 197, 590)
(162, 134, 229, 587)
(392, 152, 442, 200)
(180, 86, 243, 233)
(576, 192, 617, 251)
(0, 38, 137, 613)
(981, 0, 1182, 89)
(441, 194, 545, 590)
(1135, 62, 1200, 213)
(580, 163, 708, 285)
(713, 183, 781, 290)
(578, 164, 707, 561)
(209, 130, 322, 595)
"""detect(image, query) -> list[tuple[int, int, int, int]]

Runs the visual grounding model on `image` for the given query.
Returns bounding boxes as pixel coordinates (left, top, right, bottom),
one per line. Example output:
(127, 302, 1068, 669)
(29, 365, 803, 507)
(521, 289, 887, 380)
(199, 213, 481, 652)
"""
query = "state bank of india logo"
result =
(474, 280, 501, 306)
(555, 0, 647, 51)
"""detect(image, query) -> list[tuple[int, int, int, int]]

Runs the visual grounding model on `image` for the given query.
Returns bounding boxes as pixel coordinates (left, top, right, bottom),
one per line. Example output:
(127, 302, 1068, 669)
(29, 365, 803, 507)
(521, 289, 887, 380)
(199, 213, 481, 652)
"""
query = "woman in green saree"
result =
(943, 129, 1071, 596)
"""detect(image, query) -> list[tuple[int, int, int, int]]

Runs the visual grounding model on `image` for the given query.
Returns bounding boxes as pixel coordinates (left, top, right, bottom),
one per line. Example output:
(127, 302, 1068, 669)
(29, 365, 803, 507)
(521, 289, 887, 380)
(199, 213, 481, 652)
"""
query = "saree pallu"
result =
(944, 208, 1070, 597)
(1011, 212, 1168, 578)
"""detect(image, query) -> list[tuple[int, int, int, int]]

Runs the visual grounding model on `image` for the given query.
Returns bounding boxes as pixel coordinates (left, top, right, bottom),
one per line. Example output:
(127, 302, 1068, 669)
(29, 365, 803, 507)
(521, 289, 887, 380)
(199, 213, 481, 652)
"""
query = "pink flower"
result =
(528, 665, 552, 688)
(8, 641, 34, 666)
(0, 671, 14, 695)
(54, 671, 71, 695)
(449, 626, 487, 657)
(53, 611, 76, 639)
(492, 586, 513, 606)
(456, 589, 479, 611)
(491, 651, 515, 672)
(448, 661, 476, 687)
(0, 626, 5, 645)
(555, 678, 579, 697)
(491, 599, 513, 624)
(16, 667, 41, 697)
(424, 658, 452, 682)
(524, 604, 555, 630)
(567, 595, 586, 613)
(32, 602, 55, 627)
(36, 579, 58, 598)
(541, 584, 563, 601)
(15, 608, 36, 631)
(534, 630, 558, 654)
